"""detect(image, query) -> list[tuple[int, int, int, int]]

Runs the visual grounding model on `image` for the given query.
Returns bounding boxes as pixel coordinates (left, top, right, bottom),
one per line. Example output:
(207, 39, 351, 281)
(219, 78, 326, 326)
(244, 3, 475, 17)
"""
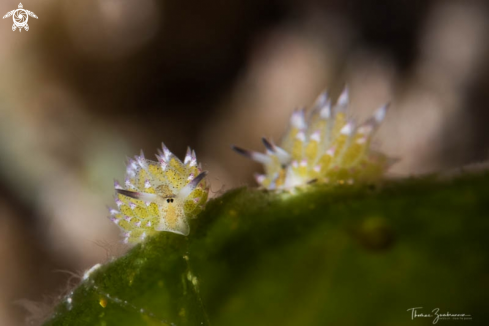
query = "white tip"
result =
(125, 178, 135, 189)
(156, 154, 168, 169)
(126, 168, 136, 178)
(290, 108, 307, 130)
(114, 180, 123, 190)
(115, 198, 123, 207)
(254, 173, 266, 184)
(310, 130, 321, 142)
(126, 159, 137, 176)
(295, 131, 306, 142)
(144, 179, 151, 189)
(374, 104, 388, 123)
(319, 101, 332, 119)
(161, 142, 171, 160)
(326, 147, 336, 156)
(337, 86, 349, 107)
(340, 122, 354, 135)
(136, 152, 148, 170)
(356, 124, 373, 135)
(161, 160, 168, 170)
(184, 147, 192, 165)
(314, 92, 328, 109)
(356, 137, 367, 144)
(189, 150, 197, 167)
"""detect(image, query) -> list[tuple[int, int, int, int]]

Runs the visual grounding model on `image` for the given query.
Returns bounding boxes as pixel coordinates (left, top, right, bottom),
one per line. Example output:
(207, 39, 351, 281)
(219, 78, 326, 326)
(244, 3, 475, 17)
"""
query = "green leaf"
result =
(44, 172, 489, 326)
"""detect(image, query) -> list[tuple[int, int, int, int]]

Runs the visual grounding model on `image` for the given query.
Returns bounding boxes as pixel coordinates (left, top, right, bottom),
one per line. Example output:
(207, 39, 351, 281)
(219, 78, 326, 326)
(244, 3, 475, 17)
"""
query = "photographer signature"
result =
(407, 307, 472, 324)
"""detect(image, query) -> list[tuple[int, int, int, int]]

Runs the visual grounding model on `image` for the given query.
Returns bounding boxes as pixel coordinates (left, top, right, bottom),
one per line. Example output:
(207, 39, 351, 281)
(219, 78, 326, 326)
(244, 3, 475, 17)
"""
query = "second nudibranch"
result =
(109, 144, 209, 244)
(233, 87, 392, 190)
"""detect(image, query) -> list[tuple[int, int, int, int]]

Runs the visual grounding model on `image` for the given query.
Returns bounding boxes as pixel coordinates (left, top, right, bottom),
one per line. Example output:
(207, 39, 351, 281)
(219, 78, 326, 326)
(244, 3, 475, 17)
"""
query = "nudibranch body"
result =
(109, 144, 209, 244)
(233, 88, 391, 190)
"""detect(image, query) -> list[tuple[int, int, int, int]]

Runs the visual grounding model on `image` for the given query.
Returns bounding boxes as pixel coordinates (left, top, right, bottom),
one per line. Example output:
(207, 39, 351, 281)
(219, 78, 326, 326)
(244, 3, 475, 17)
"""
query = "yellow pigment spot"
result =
(128, 272, 136, 286)
(99, 298, 107, 308)
(165, 204, 178, 229)
(147, 203, 159, 216)
(179, 308, 186, 317)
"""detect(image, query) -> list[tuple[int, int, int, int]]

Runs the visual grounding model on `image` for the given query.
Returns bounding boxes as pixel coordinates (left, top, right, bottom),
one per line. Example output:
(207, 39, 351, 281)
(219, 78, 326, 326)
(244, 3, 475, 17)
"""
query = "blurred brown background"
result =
(1, 0, 488, 324)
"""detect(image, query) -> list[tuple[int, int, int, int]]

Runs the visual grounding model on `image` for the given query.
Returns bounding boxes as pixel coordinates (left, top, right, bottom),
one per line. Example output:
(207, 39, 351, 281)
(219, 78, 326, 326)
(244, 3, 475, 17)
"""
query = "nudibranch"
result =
(233, 87, 391, 190)
(109, 144, 209, 244)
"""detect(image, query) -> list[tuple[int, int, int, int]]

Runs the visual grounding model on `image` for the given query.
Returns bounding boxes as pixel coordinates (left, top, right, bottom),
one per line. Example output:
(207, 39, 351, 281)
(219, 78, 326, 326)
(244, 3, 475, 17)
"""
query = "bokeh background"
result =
(0, 0, 488, 324)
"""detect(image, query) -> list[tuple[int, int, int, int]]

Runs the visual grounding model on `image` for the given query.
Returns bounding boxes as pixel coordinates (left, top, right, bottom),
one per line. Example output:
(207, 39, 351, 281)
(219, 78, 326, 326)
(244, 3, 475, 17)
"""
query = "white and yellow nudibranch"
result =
(233, 87, 392, 190)
(109, 144, 209, 244)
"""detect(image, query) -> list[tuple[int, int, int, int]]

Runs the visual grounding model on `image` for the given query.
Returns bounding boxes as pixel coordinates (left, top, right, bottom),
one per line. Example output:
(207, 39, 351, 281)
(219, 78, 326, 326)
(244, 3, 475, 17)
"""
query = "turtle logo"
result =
(3, 3, 38, 32)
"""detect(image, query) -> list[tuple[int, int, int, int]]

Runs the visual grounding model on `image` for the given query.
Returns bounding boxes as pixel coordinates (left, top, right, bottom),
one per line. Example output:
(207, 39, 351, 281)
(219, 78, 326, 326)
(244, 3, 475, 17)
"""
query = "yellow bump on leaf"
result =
(331, 112, 346, 139)
(134, 206, 149, 219)
(339, 133, 368, 168)
(147, 202, 159, 217)
(119, 205, 133, 217)
(148, 164, 166, 183)
(169, 157, 187, 176)
(305, 139, 318, 162)
(318, 152, 334, 175)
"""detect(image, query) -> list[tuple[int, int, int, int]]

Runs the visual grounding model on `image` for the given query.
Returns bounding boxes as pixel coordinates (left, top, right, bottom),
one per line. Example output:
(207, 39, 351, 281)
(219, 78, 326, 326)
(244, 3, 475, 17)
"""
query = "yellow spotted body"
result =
(109, 145, 209, 244)
(234, 88, 392, 190)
